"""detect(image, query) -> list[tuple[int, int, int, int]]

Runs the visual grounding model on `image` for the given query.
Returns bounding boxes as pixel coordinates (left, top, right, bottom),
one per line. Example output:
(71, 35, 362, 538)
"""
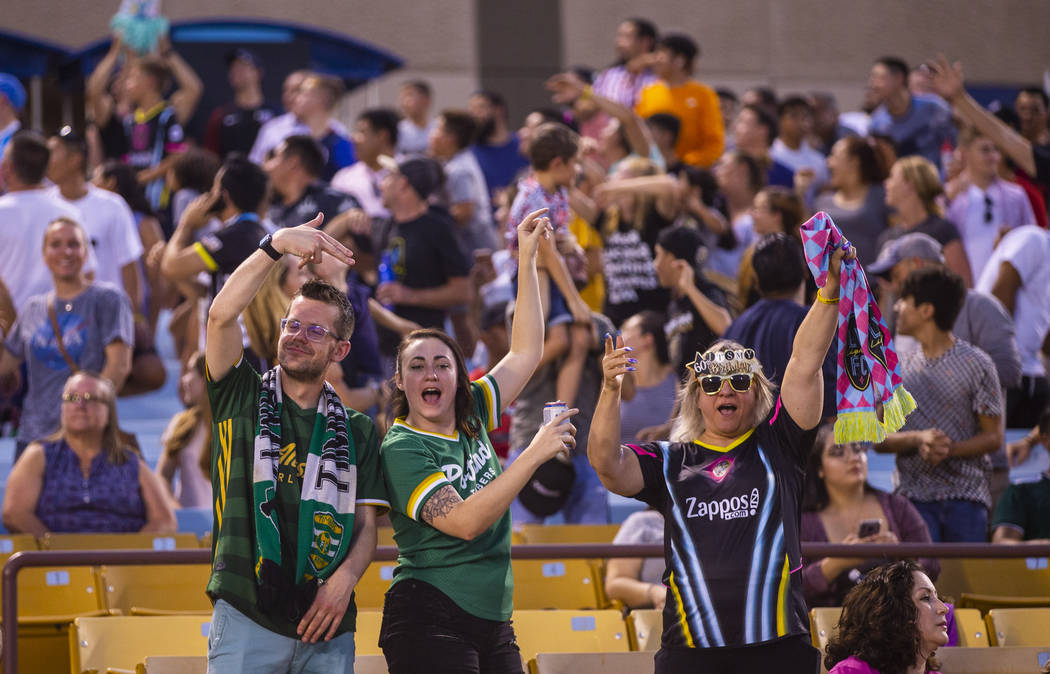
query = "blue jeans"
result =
(207, 599, 356, 673)
(910, 499, 988, 542)
(509, 448, 610, 525)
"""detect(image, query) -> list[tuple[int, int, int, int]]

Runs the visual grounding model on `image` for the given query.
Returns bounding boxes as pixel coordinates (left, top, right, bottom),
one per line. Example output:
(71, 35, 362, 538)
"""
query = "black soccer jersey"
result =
(627, 401, 816, 649)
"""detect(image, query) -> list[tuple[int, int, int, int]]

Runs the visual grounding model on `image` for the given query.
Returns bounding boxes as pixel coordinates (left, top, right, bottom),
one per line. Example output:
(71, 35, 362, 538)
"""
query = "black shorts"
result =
(379, 578, 523, 674)
(655, 634, 820, 674)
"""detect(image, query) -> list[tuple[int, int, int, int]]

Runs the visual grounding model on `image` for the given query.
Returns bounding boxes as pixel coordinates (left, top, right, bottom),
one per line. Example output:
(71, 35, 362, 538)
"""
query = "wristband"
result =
(258, 233, 282, 261)
(581, 85, 593, 101)
(817, 288, 839, 304)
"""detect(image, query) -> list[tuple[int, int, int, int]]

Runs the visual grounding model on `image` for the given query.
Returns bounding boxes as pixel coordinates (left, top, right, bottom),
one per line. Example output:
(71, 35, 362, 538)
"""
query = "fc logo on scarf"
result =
(309, 512, 345, 572)
(844, 312, 889, 391)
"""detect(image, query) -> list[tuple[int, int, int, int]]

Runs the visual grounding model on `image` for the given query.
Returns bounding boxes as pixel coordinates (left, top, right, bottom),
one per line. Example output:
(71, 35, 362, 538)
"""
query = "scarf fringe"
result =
(882, 386, 918, 434)
(834, 410, 886, 444)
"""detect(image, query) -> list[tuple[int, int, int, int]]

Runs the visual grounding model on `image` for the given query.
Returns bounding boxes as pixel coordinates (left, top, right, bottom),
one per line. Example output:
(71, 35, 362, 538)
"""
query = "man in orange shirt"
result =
(635, 34, 724, 168)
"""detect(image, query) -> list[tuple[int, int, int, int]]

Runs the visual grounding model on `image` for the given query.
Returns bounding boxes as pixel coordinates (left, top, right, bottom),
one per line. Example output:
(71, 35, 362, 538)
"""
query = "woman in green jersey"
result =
(378, 208, 578, 673)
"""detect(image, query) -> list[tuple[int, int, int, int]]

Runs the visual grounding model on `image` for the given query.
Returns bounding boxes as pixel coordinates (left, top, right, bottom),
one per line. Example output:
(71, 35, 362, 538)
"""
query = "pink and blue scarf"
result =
(800, 212, 916, 443)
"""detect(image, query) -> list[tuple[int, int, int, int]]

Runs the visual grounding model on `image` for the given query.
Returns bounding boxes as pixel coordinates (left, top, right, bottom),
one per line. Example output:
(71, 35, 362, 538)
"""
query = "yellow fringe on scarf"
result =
(881, 386, 918, 434)
(834, 410, 885, 444)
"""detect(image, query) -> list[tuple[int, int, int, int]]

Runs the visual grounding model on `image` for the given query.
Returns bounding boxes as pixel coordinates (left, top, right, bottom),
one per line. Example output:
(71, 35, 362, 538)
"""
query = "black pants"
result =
(655, 634, 821, 674)
(1006, 376, 1049, 429)
(379, 578, 523, 674)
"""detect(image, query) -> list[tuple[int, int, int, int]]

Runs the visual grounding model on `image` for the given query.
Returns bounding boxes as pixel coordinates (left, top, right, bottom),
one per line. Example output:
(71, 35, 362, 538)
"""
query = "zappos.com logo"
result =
(684, 488, 760, 521)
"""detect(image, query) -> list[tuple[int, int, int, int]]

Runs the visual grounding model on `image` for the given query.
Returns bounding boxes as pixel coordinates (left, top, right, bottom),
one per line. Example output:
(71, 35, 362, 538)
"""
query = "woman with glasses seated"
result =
(801, 424, 938, 608)
(587, 243, 854, 673)
(1, 371, 176, 536)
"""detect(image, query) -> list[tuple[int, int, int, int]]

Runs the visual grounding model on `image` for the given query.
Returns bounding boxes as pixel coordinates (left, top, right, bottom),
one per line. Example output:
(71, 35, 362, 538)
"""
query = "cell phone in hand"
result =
(858, 519, 881, 538)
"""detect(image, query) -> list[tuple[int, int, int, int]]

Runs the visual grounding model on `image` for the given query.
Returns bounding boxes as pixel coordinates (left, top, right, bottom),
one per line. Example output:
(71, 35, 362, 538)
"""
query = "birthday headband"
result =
(687, 348, 760, 379)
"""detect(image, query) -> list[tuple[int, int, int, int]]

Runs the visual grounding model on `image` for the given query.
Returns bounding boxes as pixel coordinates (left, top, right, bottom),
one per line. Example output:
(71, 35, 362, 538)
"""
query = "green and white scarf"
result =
(253, 366, 356, 611)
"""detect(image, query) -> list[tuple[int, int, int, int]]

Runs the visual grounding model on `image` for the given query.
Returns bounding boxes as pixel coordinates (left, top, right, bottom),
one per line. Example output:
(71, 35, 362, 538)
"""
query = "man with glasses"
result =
(203, 215, 389, 671)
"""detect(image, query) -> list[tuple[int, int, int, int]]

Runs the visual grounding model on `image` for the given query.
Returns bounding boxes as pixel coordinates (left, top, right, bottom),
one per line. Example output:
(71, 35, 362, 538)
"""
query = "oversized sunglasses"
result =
(280, 318, 341, 343)
(700, 373, 754, 395)
(62, 392, 108, 405)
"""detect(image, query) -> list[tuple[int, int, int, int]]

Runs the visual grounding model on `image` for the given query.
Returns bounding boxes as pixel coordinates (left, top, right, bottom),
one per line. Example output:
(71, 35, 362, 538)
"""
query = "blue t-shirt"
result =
(723, 298, 836, 420)
(870, 95, 955, 168)
(471, 135, 529, 200)
(319, 131, 356, 182)
(767, 159, 795, 189)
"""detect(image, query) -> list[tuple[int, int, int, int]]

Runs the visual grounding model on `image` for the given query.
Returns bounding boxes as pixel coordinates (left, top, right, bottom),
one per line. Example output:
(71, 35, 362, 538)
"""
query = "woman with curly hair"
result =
(825, 559, 949, 674)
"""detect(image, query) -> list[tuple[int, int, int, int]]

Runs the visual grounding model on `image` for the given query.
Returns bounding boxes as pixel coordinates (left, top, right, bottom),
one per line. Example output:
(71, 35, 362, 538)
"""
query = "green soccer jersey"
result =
(206, 356, 389, 638)
(381, 374, 512, 621)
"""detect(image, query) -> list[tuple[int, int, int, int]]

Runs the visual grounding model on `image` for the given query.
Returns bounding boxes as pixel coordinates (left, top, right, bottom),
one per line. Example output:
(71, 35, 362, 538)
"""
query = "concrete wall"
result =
(5, 0, 1049, 127)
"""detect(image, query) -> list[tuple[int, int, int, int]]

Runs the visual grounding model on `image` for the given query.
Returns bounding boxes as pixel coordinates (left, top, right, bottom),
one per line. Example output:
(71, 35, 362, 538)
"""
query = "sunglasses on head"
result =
(699, 373, 754, 395)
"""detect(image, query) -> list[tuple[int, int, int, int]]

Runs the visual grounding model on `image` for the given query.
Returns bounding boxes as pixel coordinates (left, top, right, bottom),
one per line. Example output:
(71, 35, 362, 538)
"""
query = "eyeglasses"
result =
(61, 392, 108, 405)
(699, 373, 754, 395)
(280, 318, 342, 343)
(984, 195, 993, 223)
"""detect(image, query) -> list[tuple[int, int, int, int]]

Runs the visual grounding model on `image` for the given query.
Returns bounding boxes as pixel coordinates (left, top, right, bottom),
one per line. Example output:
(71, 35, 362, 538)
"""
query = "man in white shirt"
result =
(770, 96, 828, 206)
(0, 132, 95, 311)
(46, 127, 143, 310)
(331, 108, 399, 219)
(249, 70, 350, 167)
(396, 80, 434, 156)
(428, 110, 497, 252)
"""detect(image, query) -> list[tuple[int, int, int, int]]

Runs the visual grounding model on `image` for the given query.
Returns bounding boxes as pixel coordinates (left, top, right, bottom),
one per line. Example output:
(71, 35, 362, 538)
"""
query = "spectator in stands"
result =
(737, 186, 806, 308)
(1015, 87, 1050, 146)
(203, 49, 277, 159)
(0, 72, 25, 169)
(876, 267, 1003, 542)
(988, 106, 1050, 228)
(733, 103, 794, 188)
(801, 425, 938, 608)
(992, 406, 1050, 544)
(974, 223, 1050, 429)
(156, 351, 212, 509)
(291, 74, 355, 181)
(926, 55, 1050, 218)
(397, 80, 435, 156)
(117, 41, 203, 209)
(592, 18, 658, 108)
(332, 107, 400, 219)
(0, 131, 91, 311)
(635, 33, 724, 168)
(1, 217, 133, 457)
(824, 560, 948, 674)
(167, 147, 221, 235)
(375, 156, 472, 342)
(741, 86, 779, 120)
(716, 88, 739, 134)
(161, 155, 269, 301)
(249, 69, 307, 162)
(47, 126, 143, 319)
(618, 310, 676, 444)
(605, 506, 666, 609)
(771, 96, 829, 204)
(725, 233, 836, 420)
(378, 212, 573, 673)
(469, 91, 530, 202)
(868, 56, 955, 169)
(879, 155, 972, 286)
(653, 225, 731, 380)
(814, 135, 892, 267)
(429, 109, 497, 252)
(589, 244, 854, 672)
(1, 371, 175, 535)
(808, 92, 855, 156)
(204, 216, 385, 667)
(708, 149, 763, 279)
(945, 126, 1037, 279)
(264, 136, 367, 245)
(647, 112, 683, 173)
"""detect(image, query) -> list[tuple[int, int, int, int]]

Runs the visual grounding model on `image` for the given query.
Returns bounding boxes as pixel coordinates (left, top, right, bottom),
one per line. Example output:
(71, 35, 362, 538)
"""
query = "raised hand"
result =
(545, 72, 588, 104)
(273, 213, 355, 269)
(925, 54, 966, 104)
(601, 333, 635, 392)
(516, 207, 551, 262)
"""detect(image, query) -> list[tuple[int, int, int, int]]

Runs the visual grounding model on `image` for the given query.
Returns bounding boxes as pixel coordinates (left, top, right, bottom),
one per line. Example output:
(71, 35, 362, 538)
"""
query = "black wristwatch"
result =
(259, 233, 281, 261)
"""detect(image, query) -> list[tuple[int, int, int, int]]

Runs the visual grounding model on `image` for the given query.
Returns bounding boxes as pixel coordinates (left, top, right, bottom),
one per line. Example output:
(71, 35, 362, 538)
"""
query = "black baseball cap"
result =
(517, 457, 575, 517)
(379, 155, 445, 200)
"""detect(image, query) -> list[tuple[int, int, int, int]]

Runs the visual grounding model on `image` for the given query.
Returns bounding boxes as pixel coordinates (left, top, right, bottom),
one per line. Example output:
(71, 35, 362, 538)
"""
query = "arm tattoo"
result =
(420, 485, 463, 525)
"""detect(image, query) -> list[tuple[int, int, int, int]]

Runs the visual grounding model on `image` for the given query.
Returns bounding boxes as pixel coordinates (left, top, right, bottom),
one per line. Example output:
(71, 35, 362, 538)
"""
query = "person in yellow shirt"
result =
(636, 34, 724, 168)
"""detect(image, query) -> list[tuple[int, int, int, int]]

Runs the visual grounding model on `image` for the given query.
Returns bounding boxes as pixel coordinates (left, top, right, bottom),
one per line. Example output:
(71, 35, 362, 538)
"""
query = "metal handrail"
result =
(5, 542, 1050, 671)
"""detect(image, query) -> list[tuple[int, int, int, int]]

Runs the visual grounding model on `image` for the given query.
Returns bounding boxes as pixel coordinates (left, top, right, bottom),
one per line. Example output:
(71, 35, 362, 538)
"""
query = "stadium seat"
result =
(934, 646, 1050, 673)
(529, 651, 654, 674)
(512, 610, 630, 663)
(959, 593, 1050, 614)
(70, 615, 210, 674)
(935, 558, 1050, 601)
(809, 607, 841, 652)
(98, 564, 212, 615)
(0, 564, 106, 620)
(354, 654, 389, 674)
(626, 609, 662, 651)
(518, 524, 622, 544)
(985, 608, 1050, 647)
(353, 561, 397, 610)
(142, 655, 206, 673)
(953, 608, 989, 647)
(512, 559, 606, 610)
(356, 611, 383, 656)
(41, 532, 200, 551)
(0, 534, 39, 554)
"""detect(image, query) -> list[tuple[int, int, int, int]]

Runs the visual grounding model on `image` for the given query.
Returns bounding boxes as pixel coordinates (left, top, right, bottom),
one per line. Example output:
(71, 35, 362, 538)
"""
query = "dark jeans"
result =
(911, 499, 988, 542)
(380, 578, 523, 674)
(655, 634, 820, 674)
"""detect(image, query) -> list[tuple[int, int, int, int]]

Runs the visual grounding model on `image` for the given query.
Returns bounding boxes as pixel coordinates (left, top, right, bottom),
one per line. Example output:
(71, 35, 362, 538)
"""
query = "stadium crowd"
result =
(0, 14, 1048, 674)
